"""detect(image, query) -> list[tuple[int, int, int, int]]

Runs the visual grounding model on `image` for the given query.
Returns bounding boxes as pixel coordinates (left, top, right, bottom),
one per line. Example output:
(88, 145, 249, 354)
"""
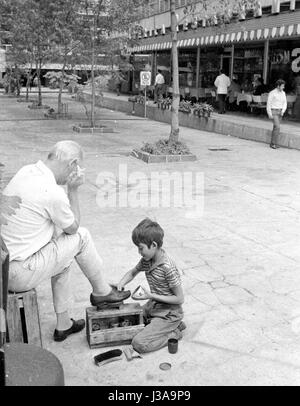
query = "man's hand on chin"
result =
(67, 166, 86, 190)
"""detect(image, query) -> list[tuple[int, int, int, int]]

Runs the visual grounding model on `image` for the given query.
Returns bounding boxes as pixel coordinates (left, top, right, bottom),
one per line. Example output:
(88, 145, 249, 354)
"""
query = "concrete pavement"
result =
(1, 90, 300, 386)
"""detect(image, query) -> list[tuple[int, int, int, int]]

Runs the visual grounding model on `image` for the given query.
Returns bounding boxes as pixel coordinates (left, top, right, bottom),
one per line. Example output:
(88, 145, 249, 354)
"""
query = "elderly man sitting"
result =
(1, 141, 130, 341)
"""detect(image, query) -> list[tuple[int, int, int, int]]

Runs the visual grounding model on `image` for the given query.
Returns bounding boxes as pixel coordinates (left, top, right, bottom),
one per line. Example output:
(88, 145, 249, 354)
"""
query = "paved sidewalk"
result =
(1, 91, 300, 386)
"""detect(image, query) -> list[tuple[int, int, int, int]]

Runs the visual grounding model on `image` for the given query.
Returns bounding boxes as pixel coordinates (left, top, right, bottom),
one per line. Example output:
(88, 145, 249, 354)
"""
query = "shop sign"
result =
(271, 48, 300, 73)
(292, 48, 300, 73)
(271, 50, 291, 64)
(245, 49, 262, 58)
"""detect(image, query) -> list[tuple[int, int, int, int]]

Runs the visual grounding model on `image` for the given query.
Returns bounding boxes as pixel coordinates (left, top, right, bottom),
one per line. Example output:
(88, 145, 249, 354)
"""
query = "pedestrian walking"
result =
(214, 69, 231, 114)
(267, 79, 287, 149)
(154, 69, 165, 103)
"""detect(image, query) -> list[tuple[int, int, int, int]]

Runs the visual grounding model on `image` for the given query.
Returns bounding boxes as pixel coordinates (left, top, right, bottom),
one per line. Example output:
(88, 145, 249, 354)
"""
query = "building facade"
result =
(128, 0, 300, 97)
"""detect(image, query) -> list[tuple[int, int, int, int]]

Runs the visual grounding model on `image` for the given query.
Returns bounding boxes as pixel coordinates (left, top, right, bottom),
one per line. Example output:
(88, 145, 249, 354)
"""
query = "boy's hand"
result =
(110, 282, 125, 292)
(132, 286, 152, 300)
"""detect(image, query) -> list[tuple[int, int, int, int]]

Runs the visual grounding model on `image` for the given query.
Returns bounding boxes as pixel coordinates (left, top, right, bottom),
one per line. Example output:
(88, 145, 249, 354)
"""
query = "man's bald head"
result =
(48, 141, 83, 163)
(46, 141, 84, 185)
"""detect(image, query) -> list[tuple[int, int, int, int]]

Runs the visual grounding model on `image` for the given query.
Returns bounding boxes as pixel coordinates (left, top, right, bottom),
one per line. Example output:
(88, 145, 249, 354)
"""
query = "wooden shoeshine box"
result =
(86, 303, 145, 349)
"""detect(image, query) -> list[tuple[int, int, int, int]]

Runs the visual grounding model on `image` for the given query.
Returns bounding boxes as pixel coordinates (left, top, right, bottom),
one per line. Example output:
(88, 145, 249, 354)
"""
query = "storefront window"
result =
(199, 48, 222, 88)
(233, 46, 264, 91)
(156, 52, 171, 85)
(269, 40, 300, 93)
(178, 48, 197, 87)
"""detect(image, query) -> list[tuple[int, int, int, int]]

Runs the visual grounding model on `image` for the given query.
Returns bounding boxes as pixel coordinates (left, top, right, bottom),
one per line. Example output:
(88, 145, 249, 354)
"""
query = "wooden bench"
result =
(7, 289, 43, 347)
(1, 238, 42, 347)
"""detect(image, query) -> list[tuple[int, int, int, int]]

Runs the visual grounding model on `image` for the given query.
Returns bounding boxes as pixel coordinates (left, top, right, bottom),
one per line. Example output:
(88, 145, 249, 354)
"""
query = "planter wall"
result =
(73, 125, 115, 134)
(132, 149, 197, 164)
(81, 91, 300, 150)
(28, 104, 50, 110)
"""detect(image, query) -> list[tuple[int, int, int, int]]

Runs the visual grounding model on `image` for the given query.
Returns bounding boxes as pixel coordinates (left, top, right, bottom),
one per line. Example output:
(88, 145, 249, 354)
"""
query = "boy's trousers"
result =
(132, 299, 184, 353)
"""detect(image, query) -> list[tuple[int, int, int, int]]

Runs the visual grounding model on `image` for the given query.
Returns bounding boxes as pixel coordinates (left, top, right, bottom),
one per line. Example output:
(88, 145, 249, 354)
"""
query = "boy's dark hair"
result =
(132, 218, 164, 249)
(276, 79, 285, 87)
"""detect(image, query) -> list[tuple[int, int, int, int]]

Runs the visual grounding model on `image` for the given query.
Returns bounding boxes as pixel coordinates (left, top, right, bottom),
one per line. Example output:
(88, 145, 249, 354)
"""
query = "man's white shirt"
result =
(1, 160, 75, 261)
(214, 74, 231, 95)
(267, 88, 287, 116)
(155, 73, 165, 85)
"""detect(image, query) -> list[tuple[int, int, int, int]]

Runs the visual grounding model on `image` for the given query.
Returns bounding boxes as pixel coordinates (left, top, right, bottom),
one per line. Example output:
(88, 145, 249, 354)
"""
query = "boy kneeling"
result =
(117, 218, 186, 353)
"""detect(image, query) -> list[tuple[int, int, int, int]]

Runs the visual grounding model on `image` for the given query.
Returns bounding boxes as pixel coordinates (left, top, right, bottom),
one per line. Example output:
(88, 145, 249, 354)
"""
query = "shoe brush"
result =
(94, 349, 123, 366)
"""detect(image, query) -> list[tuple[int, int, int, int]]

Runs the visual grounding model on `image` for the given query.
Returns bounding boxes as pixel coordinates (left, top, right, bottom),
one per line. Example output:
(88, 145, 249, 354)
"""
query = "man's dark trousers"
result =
(218, 94, 226, 113)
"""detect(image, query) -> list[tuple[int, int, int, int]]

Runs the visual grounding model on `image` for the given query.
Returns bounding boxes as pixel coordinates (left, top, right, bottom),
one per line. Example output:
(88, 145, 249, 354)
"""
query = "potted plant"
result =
(192, 103, 204, 117)
(158, 96, 172, 110)
(136, 95, 145, 104)
(201, 103, 214, 117)
(179, 100, 192, 114)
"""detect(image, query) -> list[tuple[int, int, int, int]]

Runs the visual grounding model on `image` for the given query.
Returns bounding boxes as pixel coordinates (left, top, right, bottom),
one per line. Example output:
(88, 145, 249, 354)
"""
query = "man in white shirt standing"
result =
(1, 141, 130, 342)
(267, 79, 287, 149)
(214, 69, 231, 114)
(154, 69, 165, 103)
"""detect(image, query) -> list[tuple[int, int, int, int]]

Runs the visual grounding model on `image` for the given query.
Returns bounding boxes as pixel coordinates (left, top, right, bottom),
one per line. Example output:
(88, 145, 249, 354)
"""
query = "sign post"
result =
(140, 71, 151, 118)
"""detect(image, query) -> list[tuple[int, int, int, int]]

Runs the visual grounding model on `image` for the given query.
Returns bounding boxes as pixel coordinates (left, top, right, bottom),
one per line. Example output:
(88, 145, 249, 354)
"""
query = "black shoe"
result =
(270, 144, 279, 149)
(54, 318, 85, 342)
(90, 287, 131, 308)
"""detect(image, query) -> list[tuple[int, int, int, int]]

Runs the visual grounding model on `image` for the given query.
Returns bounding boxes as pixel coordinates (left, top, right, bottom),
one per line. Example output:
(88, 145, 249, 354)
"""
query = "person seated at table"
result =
(241, 79, 253, 93)
(253, 78, 266, 96)
(227, 76, 241, 111)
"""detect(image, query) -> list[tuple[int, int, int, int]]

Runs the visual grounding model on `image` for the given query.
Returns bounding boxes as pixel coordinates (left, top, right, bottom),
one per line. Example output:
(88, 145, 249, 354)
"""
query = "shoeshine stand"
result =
(86, 303, 144, 349)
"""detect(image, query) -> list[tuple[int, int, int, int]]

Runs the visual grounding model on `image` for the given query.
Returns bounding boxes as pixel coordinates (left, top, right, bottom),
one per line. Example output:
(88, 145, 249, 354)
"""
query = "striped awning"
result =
(129, 22, 300, 52)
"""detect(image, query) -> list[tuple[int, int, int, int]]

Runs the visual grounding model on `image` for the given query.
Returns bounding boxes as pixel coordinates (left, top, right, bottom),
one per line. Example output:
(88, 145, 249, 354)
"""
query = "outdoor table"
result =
(237, 92, 253, 106)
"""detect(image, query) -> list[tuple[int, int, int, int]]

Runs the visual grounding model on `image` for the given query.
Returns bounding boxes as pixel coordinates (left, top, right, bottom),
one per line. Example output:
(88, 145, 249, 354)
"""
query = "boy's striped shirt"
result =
(135, 249, 181, 296)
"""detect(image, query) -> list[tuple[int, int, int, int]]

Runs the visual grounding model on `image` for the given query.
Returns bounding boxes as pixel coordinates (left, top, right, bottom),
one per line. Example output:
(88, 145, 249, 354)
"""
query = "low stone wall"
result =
(82, 92, 300, 150)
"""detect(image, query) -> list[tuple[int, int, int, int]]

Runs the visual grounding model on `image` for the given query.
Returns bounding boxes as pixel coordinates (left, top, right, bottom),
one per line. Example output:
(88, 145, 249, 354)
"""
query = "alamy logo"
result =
(95, 164, 204, 216)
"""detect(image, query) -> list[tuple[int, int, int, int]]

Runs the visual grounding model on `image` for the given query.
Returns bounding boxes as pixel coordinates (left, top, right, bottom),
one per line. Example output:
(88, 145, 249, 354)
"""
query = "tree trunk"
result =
(7, 71, 11, 95)
(169, 0, 180, 144)
(25, 68, 32, 102)
(90, 18, 96, 128)
(0, 163, 6, 385)
(58, 63, 66, 114)
(37, 60, 42, 106)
